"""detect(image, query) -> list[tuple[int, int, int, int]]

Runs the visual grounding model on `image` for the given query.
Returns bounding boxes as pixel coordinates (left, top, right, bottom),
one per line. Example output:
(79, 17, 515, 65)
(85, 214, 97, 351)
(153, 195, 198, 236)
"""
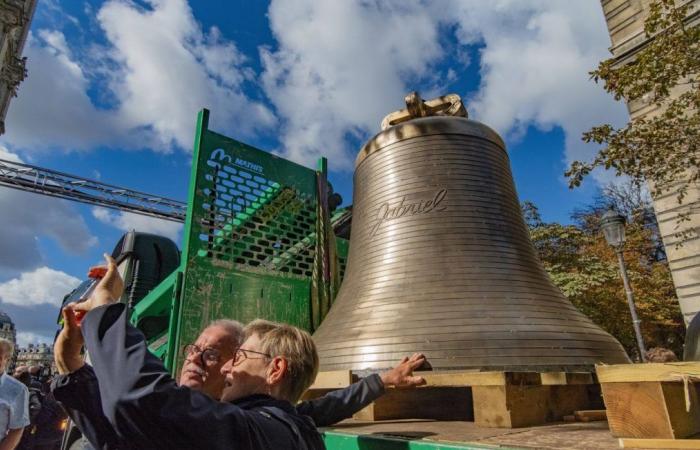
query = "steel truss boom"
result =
(0, 158, 187, 222)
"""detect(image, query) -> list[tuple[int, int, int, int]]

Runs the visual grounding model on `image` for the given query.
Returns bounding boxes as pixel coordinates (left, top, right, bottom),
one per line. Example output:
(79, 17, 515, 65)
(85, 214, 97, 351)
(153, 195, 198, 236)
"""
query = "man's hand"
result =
(380, 353, 428, 388)
(54, 305, 85, 375)
(73, 254, 123, 314)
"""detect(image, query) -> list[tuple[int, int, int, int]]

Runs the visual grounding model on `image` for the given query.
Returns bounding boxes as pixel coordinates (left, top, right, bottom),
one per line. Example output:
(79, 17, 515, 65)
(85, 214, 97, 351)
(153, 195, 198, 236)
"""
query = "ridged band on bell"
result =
(312, 92, 630, 372)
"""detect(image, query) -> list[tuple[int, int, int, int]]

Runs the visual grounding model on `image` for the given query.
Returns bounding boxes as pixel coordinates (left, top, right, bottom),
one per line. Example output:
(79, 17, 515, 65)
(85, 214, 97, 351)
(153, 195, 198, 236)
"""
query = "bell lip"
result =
(355, 116, 506, 169)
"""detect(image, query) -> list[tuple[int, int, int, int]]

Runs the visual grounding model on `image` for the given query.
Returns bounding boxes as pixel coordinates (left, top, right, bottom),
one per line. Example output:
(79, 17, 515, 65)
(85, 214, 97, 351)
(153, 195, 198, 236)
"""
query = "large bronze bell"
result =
(314, 92, 630, 372)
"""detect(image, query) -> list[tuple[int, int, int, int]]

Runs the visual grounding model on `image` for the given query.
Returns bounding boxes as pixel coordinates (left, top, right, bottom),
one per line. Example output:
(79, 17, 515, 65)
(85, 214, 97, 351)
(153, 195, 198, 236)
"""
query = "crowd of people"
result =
(0, 343, 66, 450)
(2, 254, 427, 450)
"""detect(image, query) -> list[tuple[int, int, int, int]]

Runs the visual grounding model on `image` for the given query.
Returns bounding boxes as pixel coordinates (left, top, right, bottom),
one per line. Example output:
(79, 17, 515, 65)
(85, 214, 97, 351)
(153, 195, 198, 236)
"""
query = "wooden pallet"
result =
(304, 370, 601, 428)
(619, 438, 700, 449)
(596, 362, 700, 440)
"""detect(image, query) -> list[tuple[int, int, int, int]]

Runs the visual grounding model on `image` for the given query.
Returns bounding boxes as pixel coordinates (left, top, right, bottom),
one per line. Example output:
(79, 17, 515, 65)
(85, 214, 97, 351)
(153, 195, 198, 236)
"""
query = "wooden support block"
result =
(422, 371, 541, 387)
(472, 385, 550, 428)
(353, 387, 473, 422)
(541, 372, 594, 385)
(309, 370, 355, 390)
(601, 381, 700, 439)
(563, 415, 576, 422)
(597, 362, 700, 383)
(619, 438, 700, 449)
(574, 410, 607, 422)
(309, 369, 598, 428)
(473, 384, 597, 428)
(549, 385, 597, 420)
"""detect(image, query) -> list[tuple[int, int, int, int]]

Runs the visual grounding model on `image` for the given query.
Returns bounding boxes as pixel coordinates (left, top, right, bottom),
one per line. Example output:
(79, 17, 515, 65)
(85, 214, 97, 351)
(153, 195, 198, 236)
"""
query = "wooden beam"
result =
(601, 381, 700, 439)
(308, 370, 355, 390)
(541, 372, 594, 385)
(596, 363, 700, 383)
(422, 371, 541, 387)
(353, 387, 473, 421)
(574, 410, 607, 422)
(619, 438, 700, 449)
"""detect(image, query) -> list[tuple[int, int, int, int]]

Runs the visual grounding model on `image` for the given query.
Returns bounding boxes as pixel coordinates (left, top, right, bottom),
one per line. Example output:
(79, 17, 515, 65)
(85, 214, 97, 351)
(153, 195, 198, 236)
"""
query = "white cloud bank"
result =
(17, 331, 55, 347)
(262, 0, 628, 174)
(0, 147, 97, 273)
(2, 0, 275, 153)
(3, 0, 627, 180)
(92, 207, 183, 244)
(0, 266, 80, 307)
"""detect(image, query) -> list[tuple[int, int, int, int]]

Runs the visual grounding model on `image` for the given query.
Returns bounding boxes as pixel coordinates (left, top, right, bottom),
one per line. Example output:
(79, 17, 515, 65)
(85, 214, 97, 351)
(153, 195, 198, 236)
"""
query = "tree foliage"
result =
(524, 186, 684, 359)
(567, 0, 699, 212)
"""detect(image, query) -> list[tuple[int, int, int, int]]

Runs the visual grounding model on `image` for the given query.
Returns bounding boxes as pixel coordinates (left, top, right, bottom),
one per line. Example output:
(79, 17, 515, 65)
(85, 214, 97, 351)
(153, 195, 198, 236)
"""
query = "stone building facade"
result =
(0, 0, 36, 135)
(0, 310, 17, 373)
(16, 343, 54, 372)
(0, 310, 16, 345)
(600, 0, 700, 325)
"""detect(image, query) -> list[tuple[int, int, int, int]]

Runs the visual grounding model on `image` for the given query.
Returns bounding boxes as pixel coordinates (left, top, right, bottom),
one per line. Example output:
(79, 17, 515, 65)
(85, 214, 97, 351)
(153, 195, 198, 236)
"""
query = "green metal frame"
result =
(322, 431, 516, 450)
(127, 109, 349, 373)
(171, 109, 331, 373)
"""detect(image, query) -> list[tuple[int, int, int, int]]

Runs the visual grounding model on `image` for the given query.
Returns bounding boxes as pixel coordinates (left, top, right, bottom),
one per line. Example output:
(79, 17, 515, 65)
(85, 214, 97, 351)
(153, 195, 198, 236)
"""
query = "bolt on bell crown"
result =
(312, 92, 630, 372)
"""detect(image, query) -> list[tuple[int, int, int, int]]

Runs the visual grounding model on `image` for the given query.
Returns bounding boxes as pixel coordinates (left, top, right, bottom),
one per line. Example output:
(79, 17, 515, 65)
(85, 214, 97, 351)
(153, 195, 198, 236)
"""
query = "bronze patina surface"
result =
(313, 93, 630, 372)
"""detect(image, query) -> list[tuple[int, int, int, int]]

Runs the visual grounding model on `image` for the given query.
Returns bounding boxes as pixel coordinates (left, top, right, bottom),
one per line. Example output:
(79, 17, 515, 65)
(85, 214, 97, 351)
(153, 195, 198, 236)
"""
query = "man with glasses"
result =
(53, 256, 426, 449)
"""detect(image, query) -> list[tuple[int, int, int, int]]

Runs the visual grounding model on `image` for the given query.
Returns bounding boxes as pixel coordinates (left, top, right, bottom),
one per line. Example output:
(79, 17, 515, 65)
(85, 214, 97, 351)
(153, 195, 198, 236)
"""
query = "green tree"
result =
(524, 190, 684, 359)
(567, 0, 699, 218)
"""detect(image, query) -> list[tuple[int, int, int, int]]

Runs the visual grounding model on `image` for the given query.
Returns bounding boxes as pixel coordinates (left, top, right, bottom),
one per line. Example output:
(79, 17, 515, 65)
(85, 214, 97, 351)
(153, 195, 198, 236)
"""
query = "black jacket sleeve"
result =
(80, 303, 299, 450)
(296, 374, 385, 426)
(51, 364, 116, 450)
(27, 388, 42, 423)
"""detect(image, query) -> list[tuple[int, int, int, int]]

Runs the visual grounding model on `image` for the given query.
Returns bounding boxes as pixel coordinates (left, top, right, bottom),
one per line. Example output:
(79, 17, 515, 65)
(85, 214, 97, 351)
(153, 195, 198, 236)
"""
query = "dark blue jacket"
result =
(63, 304, 327, 450)
(52, 306, 384, 449)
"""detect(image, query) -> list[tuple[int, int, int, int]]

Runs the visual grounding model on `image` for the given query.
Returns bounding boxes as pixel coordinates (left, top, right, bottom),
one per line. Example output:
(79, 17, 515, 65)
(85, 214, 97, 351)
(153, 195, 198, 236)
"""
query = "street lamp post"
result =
(600, 209, 647, 362)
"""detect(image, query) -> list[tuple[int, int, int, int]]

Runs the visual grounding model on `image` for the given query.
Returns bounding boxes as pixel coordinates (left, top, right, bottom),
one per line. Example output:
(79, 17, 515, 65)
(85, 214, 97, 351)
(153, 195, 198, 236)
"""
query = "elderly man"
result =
(55, 256, 426, 450)
(0, 338, 29, 450)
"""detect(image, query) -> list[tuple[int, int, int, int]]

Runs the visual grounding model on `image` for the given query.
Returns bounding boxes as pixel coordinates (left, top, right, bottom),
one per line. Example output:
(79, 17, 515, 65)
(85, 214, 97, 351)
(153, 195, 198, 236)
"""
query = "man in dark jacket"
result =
(57, 303, 324, 448)
(53, 257, 426, 449)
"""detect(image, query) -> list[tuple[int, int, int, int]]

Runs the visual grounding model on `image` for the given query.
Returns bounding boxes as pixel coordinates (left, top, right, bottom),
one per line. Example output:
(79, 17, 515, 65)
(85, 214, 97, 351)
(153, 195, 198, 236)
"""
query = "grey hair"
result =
(207, 319, 244, 346)
(0, 338, 13, 358)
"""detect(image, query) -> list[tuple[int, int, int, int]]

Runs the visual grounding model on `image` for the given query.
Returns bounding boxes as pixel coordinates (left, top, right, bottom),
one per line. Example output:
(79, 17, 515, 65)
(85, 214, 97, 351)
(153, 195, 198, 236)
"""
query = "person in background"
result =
(645, 347, 678, 363)
(0, 338, 29, 450)
(15, 366, 65, 450)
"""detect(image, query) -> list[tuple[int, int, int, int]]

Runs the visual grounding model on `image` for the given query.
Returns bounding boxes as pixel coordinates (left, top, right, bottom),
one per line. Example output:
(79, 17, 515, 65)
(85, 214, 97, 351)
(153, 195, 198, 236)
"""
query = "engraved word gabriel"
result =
(369, 189, 447, 237)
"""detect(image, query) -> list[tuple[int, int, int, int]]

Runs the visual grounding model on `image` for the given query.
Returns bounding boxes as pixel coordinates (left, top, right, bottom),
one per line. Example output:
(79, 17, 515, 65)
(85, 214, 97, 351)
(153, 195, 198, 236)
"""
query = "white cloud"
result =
(2, 0, 275, 153)
(92, 207, 182, 244)
(0, 267, 80, 307)
(261, 0, 628, 180)
(17, 331, 55, 347)
(0, 147, 98, 273)
(96, 0, 275, 151)
(454, 2, 629, 172)
(261, 1, 444, 169)
(1, 32, 131, 150)
(0, 146, 21, 163)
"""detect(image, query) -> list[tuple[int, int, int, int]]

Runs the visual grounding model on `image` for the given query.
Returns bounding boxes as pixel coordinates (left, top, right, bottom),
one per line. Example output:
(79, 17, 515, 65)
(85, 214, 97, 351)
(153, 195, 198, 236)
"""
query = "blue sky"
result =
(0, 0, 627, 346)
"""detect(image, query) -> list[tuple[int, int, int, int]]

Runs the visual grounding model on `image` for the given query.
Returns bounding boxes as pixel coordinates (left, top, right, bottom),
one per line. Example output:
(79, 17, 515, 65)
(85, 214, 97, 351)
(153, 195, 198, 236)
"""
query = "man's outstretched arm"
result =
(297, 353, 427, 426)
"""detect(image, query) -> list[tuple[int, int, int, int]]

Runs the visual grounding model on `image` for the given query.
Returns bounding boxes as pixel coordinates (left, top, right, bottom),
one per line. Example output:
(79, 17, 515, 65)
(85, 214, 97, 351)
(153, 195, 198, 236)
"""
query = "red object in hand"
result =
(74, 310, 86, 325)
(88, 266, 108, 279)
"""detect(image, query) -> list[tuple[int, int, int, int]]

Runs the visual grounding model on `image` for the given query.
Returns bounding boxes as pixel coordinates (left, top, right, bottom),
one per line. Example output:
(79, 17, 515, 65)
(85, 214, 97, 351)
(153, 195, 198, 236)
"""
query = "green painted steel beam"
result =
(322, 431, 518, 450)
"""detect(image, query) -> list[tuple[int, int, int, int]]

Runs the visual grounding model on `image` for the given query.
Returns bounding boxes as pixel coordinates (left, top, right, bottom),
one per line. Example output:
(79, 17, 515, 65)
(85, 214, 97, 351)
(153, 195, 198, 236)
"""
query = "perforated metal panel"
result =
(199, 151, 318, 278)
(173, 110, 323, 374)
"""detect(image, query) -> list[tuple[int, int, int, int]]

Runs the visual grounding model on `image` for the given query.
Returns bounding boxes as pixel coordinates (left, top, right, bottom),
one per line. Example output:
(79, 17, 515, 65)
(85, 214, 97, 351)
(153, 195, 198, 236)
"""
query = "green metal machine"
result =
(130, 108, 346, 374)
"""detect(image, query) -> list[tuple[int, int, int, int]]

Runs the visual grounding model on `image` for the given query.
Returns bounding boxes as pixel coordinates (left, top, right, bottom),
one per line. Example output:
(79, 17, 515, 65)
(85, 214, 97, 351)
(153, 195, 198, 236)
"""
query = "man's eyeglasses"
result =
(233, 348, 271, 366)
(183, 344, 222, 367)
